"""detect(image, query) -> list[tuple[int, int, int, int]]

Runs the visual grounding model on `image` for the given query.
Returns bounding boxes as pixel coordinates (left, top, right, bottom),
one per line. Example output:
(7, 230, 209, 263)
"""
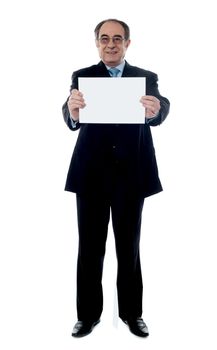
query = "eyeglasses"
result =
(98, 35, 126, 45)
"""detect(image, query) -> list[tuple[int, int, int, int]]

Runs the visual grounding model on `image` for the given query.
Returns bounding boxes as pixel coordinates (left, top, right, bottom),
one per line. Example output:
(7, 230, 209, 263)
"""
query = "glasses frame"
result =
(97, 35, 126, 45)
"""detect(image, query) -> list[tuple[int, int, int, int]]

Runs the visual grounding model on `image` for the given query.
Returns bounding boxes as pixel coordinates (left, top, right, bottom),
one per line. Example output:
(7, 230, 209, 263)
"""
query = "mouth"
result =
(105, 51, 118, 55)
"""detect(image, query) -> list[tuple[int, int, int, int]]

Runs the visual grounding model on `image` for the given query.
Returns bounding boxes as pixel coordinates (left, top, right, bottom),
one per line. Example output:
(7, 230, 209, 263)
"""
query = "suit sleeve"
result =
(62, 71, 81, 131)
(146, 73, 170, 126)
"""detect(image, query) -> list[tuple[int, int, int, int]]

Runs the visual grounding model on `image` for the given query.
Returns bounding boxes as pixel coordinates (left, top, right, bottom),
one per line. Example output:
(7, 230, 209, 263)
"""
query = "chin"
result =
(105, 59, 120, 66)
(107, 61, 117, 66)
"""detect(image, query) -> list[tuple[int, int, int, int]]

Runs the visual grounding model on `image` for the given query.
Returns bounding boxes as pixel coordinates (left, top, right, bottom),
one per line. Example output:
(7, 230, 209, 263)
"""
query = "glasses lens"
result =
(113, 37, 123, 44)
(99, 36, 124, 45)
(100, 37, 109, 44)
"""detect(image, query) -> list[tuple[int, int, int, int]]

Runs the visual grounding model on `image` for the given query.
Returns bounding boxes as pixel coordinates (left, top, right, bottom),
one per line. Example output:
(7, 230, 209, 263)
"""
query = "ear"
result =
(95, 39, 100, 48)
(125, 39, 131, 49)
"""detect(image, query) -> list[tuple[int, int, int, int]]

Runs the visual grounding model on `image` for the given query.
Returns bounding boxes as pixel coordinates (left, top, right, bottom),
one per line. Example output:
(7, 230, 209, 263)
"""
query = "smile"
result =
(106, 51, 118, 54)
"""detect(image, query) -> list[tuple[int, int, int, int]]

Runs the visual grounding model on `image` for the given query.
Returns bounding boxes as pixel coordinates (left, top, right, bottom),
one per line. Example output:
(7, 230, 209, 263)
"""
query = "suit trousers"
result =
(75, 185, 145, 321)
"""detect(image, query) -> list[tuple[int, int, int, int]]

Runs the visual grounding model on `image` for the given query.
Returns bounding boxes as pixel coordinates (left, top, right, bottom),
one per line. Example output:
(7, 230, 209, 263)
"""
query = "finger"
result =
(144, 95, 156, 101)
(68, 102, 86, 110)
(140, 100, 155, 110)
(140, 97, 160, 112)
(146, 112, 157, 118)
(140, 95, 159, 104)
(70, 89, 84, 98)
(140, 103, 160, 116)
(68, 99, 86, 109)
(70, 95, 85, 103)
(142, 95, 158, 100)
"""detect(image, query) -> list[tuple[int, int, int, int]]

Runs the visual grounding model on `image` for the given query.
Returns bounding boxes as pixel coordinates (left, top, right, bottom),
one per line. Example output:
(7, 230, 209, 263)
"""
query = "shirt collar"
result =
(105, 60, 125, 75)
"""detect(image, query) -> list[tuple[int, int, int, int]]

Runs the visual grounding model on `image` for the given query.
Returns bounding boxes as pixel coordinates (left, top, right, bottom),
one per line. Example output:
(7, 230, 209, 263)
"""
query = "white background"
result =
(0, 0, 217, 349)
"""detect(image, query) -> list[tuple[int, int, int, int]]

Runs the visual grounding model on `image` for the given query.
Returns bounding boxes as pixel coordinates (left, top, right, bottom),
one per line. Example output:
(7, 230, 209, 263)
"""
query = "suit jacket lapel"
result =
(96, 61, 111, 77)
(122, 61, 136, 77)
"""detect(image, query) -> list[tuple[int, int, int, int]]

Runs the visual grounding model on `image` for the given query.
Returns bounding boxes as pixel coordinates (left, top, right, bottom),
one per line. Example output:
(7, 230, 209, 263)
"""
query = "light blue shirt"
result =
(105, 61, 125, 77)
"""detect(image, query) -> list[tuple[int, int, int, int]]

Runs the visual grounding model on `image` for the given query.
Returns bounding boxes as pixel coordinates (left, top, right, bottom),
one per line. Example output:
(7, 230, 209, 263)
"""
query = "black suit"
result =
(62, 61, 170, 321)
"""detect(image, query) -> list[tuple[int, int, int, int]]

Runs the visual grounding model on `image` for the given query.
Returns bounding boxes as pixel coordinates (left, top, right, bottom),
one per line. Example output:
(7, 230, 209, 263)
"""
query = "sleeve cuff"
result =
(145, 112, 159, 124)
(70, 116, 79, 129)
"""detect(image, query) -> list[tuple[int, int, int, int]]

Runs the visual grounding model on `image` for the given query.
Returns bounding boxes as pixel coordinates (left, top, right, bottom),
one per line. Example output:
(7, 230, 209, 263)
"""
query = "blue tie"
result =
(109, 67, 120, 77)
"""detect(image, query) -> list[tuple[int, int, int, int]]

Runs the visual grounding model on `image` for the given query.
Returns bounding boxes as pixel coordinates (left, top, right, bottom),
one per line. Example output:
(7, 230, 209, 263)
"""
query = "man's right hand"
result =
(67, 89, 86, 121)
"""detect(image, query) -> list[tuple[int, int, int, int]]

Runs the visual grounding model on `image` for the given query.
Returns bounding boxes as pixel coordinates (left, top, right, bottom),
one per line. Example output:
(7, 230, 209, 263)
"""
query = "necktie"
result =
(109, 67, 120, 77)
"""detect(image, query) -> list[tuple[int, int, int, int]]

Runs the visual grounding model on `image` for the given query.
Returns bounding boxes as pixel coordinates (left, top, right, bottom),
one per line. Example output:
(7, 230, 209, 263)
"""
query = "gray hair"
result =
(94, 19, 130, 40)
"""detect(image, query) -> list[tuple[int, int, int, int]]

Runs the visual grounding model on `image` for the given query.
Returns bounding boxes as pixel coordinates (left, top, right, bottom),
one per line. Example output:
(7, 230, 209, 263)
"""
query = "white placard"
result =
(78, 77, 146, 124)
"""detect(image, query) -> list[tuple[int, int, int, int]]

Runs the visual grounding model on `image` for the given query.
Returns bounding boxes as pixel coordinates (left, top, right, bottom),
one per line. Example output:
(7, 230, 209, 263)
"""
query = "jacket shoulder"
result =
(125, 62, 158, 79)
(72, 62, 104, 76)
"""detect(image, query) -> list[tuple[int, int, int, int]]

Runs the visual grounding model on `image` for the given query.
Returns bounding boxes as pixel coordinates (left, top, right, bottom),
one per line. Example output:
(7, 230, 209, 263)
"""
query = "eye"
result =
(113, 37, 122, 44)
(99, 36, 109, 44)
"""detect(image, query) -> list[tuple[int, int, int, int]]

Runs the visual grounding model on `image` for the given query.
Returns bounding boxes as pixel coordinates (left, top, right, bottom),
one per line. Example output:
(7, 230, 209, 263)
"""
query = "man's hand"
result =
(67, 89, 86, 121)
(140, 95, 161, 119)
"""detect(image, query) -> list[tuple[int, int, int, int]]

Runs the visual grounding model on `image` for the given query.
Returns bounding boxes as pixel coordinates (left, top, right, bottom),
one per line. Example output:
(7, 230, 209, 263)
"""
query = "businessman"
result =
(62, 19, 170, 338)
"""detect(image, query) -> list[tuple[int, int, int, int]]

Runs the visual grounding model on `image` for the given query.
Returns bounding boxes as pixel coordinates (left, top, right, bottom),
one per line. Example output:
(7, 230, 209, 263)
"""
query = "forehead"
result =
(99, 21, 125, 36)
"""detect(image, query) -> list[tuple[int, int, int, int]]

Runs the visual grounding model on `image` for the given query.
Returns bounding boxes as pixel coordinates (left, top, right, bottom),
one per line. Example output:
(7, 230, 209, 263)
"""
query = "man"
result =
(62, 19, 170, 338)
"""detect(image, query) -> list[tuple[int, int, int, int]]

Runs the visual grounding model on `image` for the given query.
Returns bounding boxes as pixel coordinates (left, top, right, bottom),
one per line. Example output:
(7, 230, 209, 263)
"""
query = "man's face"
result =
(95, 21, 131, 67)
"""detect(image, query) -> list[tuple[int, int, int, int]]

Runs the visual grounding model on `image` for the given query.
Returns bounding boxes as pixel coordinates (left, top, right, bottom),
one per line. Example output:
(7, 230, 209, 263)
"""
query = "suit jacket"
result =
(62, 61, 170, 198)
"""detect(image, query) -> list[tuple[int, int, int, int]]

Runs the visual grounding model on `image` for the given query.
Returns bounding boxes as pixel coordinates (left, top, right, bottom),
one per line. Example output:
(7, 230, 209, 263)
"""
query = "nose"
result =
(107, 39, 115, 48)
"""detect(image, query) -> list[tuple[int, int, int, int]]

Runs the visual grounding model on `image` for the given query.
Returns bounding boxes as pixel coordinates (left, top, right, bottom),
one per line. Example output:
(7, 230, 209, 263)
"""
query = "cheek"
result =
(97, 47, 103, 57)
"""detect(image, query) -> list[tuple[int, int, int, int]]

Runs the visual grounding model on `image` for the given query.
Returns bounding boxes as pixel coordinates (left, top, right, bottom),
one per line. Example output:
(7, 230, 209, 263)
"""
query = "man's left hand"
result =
(140, 95, 161, 118)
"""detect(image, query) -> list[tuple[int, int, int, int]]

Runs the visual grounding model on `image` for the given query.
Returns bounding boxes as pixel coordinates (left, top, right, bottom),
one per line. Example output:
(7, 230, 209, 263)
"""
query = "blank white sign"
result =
(78, 77, 146, 124)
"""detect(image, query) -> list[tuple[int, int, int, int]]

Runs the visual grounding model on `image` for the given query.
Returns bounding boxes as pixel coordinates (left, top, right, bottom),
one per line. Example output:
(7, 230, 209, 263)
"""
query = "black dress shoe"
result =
(123, 318, 149, 337)
(71, 320, 100, 338)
